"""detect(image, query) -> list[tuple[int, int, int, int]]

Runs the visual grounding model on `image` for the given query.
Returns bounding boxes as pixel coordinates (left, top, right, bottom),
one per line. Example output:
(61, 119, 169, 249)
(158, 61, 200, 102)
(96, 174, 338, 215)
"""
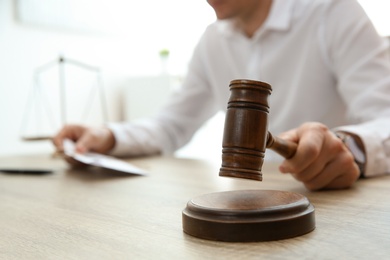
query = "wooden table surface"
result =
(0, 154, 389, 259)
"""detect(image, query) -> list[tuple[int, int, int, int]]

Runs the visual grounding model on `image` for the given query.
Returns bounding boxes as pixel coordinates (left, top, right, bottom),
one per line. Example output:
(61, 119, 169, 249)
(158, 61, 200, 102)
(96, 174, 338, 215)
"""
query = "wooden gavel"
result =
(219, 79, 298, 181)
(183, 79, 316, 242)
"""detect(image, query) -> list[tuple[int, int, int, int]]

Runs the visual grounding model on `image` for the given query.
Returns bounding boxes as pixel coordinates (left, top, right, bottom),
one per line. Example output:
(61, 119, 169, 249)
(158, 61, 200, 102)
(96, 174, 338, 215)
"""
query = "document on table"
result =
(63, 139, 147, 175)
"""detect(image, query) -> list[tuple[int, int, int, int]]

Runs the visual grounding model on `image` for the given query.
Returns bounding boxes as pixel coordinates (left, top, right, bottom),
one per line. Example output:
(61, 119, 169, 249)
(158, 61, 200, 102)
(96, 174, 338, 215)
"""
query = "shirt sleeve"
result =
(324, 0, 390, 177)
(108, 33, 220, 157)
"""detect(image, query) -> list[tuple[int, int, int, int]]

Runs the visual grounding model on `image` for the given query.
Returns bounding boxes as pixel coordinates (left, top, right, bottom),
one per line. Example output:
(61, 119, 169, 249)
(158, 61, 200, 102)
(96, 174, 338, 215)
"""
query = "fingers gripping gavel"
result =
(266, 131, 297, 159)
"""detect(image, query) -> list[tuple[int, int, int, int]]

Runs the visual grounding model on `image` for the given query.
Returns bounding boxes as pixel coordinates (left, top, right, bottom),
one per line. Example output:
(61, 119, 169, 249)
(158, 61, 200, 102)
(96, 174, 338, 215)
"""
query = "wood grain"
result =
(0, 154, 389, 258)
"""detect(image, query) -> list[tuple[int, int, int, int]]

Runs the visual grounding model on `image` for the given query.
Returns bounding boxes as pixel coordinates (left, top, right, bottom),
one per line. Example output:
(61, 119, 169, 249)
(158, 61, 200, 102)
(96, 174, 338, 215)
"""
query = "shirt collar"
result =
(216, 0, 295, 38)
(264, 0, 294, 31)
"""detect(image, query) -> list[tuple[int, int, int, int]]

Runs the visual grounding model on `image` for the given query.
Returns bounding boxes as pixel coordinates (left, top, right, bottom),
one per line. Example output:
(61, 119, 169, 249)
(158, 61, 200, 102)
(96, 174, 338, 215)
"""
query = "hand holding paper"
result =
(63, 139, 147, 175)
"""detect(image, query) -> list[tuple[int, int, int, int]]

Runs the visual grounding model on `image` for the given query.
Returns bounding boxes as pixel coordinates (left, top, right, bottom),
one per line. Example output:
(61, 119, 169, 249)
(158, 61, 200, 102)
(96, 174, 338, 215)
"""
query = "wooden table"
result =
(0, 154, 389, 259)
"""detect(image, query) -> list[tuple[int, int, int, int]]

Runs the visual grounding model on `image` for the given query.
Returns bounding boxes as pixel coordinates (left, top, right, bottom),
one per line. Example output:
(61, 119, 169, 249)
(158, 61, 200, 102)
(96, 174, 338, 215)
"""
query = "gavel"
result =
(219, 79, 298, 181)
(182, 79, 315, 242)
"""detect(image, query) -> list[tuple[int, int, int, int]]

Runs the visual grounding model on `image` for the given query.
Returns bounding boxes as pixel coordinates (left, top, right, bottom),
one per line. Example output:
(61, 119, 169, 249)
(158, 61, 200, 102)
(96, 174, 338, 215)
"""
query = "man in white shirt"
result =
(53, 0, 390, 190)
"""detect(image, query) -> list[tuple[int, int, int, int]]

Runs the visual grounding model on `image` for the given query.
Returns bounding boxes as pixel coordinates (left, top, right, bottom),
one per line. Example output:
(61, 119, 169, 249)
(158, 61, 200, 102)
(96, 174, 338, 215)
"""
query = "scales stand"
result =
(20, 56, 108, 141)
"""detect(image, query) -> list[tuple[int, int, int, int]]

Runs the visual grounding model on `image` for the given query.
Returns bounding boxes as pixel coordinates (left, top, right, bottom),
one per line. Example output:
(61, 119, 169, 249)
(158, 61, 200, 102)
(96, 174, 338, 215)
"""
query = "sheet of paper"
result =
(63, 139, 147, 175)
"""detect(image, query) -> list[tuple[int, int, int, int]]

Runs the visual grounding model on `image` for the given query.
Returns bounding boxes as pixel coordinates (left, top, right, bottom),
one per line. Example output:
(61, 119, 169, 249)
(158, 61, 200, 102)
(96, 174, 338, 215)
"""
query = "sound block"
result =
(182, 190, 315, 242)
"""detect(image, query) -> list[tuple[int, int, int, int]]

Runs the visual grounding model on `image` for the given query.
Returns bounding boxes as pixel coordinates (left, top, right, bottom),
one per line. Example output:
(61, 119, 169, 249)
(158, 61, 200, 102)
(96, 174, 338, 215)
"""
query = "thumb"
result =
(75, 134, 93, 154)
(278, 129, 299, 143)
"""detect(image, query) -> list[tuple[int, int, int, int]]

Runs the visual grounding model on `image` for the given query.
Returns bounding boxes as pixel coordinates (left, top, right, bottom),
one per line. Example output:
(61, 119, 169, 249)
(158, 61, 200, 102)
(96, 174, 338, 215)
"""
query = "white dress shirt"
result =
(109, 0, 390, 178)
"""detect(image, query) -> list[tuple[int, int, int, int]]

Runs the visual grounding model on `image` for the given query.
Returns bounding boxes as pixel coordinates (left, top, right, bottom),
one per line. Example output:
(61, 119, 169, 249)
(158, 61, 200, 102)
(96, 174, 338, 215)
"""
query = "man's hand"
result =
(52, 124, 116, 164)
(278, 122, 360, 190)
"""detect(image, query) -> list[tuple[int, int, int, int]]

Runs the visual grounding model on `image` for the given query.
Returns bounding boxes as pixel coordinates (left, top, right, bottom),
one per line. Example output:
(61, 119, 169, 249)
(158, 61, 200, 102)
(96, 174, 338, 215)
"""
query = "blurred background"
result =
(0, 0, 389, 160)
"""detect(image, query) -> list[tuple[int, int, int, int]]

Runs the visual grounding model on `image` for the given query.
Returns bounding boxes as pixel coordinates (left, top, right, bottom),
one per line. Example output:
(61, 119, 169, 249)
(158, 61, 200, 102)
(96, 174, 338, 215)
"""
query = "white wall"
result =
(357, 0, 390, 37)
(0, 0, 215, 156)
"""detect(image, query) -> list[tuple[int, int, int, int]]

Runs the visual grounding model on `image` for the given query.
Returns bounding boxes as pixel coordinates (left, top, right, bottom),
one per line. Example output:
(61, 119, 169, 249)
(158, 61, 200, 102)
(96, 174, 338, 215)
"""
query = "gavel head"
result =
(219, 79, 272, 181)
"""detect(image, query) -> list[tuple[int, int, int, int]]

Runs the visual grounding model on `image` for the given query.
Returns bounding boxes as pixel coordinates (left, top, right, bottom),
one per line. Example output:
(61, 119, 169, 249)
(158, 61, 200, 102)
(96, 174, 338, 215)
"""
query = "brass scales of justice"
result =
(182, 79, 315, 242)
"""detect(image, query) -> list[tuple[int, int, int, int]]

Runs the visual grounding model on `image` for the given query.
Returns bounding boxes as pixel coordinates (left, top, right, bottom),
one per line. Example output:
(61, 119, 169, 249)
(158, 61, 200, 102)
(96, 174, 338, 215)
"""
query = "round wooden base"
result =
(182, 190, 315, 242)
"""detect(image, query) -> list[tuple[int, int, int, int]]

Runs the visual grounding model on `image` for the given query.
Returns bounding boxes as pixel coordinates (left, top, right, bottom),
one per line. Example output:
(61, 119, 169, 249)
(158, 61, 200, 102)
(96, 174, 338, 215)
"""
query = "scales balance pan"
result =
(182, 79, 315, 242)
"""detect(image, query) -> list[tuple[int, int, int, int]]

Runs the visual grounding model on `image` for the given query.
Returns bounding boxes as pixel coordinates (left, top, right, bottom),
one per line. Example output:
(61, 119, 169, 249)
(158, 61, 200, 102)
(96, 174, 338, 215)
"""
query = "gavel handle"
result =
(266, 131, 297, 159)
